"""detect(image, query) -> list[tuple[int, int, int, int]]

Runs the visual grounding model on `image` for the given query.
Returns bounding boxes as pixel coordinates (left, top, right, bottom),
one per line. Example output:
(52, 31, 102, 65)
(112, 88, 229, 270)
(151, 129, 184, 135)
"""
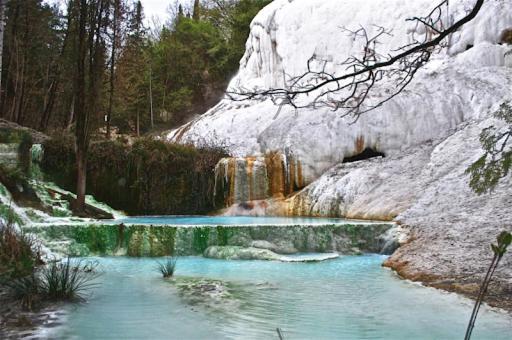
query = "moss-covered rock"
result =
(203, 246, 281, 260)
(24, 222, 394, 257)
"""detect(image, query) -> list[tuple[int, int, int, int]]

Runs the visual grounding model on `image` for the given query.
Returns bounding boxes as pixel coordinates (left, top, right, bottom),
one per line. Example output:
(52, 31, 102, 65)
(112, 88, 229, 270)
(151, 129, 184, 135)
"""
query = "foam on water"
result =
(47, 256, 511, 340)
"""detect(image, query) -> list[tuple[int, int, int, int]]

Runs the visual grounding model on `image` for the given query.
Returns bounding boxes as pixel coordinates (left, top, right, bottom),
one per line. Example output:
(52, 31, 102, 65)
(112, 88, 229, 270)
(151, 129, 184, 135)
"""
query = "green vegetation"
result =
(464, 102, 512, 338)
(157, 256, 178, 278)
(0, 219, 101, 310)
(0, 0, 270, 133)
(193, 227, 210, 253)
(41, 135, 228, 215)
(0, 128, 32, 144)
(0, 221, 39, 279)
(466, 101, 512, 194)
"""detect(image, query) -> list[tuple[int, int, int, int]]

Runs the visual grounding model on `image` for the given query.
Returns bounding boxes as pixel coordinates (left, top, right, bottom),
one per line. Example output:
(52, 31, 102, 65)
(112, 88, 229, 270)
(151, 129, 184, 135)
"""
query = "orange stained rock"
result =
(227, 158, 236, 206)
(296, 160, 304, 188)
(355, 135, 365, 154)
(246, 156, 256, 201)
(264, 152, 286, 197)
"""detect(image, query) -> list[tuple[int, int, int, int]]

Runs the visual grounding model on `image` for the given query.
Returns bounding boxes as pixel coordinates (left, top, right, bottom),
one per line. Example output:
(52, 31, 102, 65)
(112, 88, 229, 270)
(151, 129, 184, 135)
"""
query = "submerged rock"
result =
(204, 245, 340, 262)
(170, 277, 242, 313)
(250, 239, 298, 254)
(204, 246, 281, 261)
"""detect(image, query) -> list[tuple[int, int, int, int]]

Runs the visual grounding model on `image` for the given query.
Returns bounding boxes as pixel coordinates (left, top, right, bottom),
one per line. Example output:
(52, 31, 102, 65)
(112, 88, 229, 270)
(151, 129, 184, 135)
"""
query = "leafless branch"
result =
(226, 0, 485, 120)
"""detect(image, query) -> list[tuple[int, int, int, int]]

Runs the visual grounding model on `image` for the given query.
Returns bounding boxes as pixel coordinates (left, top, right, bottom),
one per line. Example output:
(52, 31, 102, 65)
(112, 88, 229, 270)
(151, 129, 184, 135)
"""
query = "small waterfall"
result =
(30, 144, 44, 179)
(213, 152, 305, 208)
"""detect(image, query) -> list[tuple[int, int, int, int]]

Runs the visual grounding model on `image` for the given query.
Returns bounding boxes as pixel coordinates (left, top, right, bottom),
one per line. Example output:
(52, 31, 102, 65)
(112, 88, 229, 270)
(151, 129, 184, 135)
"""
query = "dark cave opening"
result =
(342, 148, 385, 163)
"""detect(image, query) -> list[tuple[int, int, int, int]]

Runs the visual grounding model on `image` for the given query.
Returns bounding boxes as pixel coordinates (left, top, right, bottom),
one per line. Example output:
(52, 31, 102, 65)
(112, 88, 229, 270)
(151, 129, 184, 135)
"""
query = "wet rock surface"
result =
(203, 246, 340, 262)
(0, 288, 65, 339)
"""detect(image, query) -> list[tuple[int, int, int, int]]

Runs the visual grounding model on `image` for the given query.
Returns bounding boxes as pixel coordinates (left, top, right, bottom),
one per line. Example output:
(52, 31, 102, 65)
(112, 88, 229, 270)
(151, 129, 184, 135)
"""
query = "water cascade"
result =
(25, 219, 395, 257)
(214, 152, 305, 209)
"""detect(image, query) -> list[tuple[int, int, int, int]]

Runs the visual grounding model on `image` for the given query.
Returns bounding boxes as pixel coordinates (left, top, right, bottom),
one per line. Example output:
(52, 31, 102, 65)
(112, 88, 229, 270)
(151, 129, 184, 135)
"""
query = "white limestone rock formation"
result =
(168, 0, 512, 186)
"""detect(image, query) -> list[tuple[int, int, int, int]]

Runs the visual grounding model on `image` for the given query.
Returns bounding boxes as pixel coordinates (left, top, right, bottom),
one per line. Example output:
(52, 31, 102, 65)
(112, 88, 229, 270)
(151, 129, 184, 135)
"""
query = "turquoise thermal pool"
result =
(112, 215, 372, 226)
(45, 255, 511, 340)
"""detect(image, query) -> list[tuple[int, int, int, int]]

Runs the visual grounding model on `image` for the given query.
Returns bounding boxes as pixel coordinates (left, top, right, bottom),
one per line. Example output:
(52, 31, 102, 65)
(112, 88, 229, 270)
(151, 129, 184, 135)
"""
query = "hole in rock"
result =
(465, 44, 473, 50)
(342, 148, 385, 163)
(500, 28, 512, 45)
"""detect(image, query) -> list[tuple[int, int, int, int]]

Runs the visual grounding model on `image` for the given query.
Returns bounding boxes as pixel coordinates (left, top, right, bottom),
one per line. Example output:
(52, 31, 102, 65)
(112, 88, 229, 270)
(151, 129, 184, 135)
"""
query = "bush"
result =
(41, 136, 229, 215)
(0, 221, 40, 279)
(157, 256, 177, 278)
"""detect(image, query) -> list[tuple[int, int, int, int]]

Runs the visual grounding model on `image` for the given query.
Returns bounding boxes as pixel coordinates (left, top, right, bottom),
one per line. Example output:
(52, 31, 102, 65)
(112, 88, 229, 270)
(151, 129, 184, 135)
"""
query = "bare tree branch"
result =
(227, 0, 485, 119)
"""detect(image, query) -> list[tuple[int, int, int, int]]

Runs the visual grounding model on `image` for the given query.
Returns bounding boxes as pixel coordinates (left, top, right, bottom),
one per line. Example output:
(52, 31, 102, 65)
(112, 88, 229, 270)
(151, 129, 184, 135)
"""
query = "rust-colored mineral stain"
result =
(296, 160, 304, 189)
(246, 157, 256, 201)
(288, 157, 296, 195)
(355, 135, 365, 154)
(173, 122, 194, 142)
(265, 151, 285, 197)
(227, 158, 236, 206)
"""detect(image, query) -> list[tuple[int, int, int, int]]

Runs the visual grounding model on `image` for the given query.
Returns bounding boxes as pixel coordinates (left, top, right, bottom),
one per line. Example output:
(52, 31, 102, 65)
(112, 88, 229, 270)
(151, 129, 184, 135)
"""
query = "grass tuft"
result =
(157, 256, 177, 278)
(40, 258, 100, 302)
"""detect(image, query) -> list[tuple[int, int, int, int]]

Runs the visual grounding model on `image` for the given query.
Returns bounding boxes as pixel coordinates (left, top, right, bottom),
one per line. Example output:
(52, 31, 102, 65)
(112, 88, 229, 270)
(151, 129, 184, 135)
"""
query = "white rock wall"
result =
(168, 0, 512, 185)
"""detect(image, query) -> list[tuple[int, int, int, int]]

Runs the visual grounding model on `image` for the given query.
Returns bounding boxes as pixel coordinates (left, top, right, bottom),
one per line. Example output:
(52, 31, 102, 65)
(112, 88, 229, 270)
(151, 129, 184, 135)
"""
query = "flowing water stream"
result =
(43, 255, 511, 340)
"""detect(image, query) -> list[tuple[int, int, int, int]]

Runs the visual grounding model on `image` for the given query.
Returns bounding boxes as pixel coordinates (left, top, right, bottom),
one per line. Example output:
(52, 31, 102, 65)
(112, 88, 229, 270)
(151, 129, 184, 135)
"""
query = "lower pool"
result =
(46, 256, 511, 339)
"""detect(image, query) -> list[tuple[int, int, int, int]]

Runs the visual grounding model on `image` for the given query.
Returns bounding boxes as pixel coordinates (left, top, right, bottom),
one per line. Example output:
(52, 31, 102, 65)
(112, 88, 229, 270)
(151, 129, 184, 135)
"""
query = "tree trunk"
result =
(136, 108, 140, 136)
(67, 95, 75, 130)
(0, 0, 7, 95)
(75, 146, 87, 213)
(106, 0, 120, 139)
(40, 3, 73, 131)
(149, 61, 154, 128)
(73, 0, 88, 213)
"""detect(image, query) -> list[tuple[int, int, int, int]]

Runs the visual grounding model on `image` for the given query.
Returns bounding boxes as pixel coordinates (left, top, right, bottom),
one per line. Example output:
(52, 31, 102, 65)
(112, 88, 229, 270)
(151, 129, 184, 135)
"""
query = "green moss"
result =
(0, 128, 30, 144)
(126, 226, 176, 257)
(193, 227, 210, 253)
(216, 226, 232, 246)
(70, 225, 119, 254)
(0, 204, 23, 226)
(24, 222, 394, 257)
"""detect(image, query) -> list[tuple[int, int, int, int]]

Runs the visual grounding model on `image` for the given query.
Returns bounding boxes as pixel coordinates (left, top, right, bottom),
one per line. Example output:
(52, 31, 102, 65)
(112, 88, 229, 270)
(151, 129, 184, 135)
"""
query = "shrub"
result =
(0, 221, 40, 279)
(157, 256, 177, 278)
(41, 136, 229, 215)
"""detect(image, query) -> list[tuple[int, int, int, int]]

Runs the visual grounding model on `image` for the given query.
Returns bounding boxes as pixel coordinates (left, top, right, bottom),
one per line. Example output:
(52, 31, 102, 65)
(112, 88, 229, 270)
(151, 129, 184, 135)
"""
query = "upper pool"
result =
(112, 215, 382, 226)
